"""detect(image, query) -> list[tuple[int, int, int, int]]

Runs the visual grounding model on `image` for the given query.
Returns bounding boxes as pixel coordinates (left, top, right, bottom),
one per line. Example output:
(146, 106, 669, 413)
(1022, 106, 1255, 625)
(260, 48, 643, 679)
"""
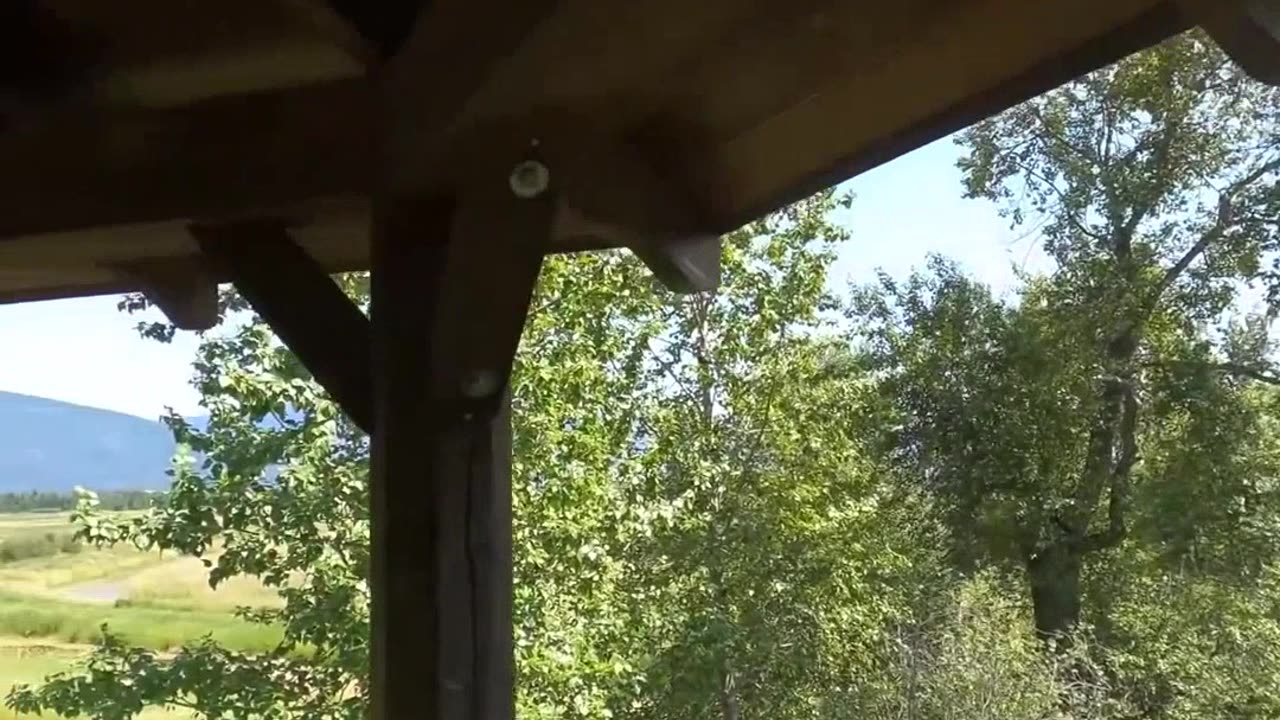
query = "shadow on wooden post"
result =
(369, 172, 554, 719)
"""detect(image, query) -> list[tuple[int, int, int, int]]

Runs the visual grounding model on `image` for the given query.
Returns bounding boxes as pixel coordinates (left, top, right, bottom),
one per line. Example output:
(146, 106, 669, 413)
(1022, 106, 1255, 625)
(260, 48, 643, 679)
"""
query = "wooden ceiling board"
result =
(0, 202, 372, 304)
(681, 0, 1185, 228)
(45, 0, 324, 67)
(0, 0, 1232, 306)
(0, 80, 373, 240)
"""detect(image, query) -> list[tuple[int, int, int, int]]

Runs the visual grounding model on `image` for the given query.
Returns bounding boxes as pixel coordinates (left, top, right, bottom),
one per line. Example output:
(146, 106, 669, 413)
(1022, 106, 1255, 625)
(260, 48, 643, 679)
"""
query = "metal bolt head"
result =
(461, 370, 500, 399)
(508, 160, 550, 199)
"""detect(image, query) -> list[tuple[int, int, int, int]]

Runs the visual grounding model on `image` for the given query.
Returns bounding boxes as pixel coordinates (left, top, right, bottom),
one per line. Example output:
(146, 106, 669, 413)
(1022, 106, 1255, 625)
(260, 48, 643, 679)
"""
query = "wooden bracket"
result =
(316, 0, 425, 58)
(192, 220, 374, 434)
(548, 139, 722, 293)
(375, 156, 556, 416)
(119, 259, 218, 332)
(408, 122, 723, 294)
(278, 0, 377, 64)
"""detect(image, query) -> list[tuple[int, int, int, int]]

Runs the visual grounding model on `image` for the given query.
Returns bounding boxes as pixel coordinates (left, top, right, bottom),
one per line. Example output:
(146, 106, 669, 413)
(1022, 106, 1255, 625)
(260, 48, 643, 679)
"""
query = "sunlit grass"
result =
(0, 512, 280, 611)
(0, 592, 281, 653)
(0, 511, 168, 595)
(0, 545, 170, 593)
(0, 511, 286, 716)
(0, 513, 75, 538)
(0, 511, 146, 540)
(121, 556, 283, 612)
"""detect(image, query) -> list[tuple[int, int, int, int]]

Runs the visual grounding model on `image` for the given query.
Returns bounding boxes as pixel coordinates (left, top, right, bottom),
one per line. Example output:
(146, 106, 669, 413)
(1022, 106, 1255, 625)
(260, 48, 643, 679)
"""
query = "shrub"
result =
(0, 529, 84, 563)
(859, 572, 1130, 720)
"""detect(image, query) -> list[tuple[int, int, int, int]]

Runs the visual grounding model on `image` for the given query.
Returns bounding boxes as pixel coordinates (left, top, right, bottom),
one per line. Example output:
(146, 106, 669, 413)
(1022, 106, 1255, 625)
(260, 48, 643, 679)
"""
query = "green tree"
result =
(858, 32, 1280, 641)
(12, 193, 925, 720)
(12, 280, 375, 719)
(615, 192, 934, 720)
(9, 256, 666, 719)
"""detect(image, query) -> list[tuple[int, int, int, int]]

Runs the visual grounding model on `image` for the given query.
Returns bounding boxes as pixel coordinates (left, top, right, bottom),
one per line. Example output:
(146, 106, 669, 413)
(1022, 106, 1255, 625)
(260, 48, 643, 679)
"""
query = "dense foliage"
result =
(11, 31, 1280, 720)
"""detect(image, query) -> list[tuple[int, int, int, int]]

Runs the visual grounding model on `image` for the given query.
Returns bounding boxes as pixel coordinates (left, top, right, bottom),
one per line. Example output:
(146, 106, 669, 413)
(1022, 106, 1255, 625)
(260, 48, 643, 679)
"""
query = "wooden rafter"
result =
(0, 79, 371, 241)
(1188, 0, 1280, 85)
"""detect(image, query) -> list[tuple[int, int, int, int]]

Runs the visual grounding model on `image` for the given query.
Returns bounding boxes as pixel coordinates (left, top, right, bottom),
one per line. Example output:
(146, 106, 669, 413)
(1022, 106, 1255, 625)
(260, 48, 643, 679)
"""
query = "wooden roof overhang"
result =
(3, 3, 1277, 719)
(0, 0, 1273, 310)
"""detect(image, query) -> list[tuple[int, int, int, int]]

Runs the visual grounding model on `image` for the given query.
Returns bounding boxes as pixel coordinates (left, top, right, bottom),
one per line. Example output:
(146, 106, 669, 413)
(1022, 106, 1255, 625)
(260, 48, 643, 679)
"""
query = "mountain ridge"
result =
(0, 391, 181, 493)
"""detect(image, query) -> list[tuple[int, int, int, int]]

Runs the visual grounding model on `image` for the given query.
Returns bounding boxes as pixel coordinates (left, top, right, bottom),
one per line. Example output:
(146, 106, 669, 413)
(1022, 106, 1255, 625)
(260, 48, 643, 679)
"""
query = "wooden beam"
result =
(0, 79, 372, 240)
(692, 0, 1189, 230)
(0, 0, 104, 128)
(193, 220, 374, 434)
(1189, 0, 1280, 85)
(369, 164, 553, 719)
(323, 0, 427, 57)
(380, 0, 561, 187)
(277, 0, 377, 64)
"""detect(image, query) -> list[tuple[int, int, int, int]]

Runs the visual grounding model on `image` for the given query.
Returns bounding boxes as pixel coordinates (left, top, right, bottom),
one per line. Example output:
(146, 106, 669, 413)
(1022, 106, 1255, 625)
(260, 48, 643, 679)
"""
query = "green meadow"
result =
(0, 511, 281, 719)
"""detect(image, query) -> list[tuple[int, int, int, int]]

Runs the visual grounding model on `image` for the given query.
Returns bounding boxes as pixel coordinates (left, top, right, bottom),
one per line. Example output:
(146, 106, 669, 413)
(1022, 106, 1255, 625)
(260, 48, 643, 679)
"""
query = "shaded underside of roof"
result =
(0, 0, 1266, 304)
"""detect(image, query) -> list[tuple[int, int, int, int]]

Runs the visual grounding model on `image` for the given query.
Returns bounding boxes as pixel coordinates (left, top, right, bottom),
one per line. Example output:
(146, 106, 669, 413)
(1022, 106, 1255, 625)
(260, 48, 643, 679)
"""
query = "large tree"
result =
(860, 32, 1280, 640)
(8, 256, 665, 719)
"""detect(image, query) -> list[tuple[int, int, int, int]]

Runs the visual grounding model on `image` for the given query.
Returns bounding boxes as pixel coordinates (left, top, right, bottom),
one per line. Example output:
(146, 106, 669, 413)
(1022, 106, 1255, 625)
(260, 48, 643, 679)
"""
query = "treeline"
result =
(0, 489, 162, 514)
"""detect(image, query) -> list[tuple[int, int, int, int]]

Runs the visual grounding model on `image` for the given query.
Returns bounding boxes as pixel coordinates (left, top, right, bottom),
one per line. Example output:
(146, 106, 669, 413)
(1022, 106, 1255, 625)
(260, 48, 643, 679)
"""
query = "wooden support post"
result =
(193, 220, 374, 433)
(369, 164, 554, 719)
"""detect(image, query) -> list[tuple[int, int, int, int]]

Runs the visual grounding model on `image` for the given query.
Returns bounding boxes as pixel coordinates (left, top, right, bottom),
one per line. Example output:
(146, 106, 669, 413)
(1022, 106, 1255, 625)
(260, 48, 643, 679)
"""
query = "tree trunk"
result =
(1026, 542, 1083, 643)
(719, 666, 740, 720)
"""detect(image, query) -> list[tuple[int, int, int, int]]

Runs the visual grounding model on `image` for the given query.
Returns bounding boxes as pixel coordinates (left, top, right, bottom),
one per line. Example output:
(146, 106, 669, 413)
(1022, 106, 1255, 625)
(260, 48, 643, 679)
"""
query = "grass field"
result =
(0, 510, 282, 717)
(0, 642, 192, 720)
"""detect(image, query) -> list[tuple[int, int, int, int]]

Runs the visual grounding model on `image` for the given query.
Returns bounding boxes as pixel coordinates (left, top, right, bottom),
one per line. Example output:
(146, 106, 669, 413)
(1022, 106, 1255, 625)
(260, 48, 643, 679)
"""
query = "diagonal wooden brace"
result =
(192, 220, 375, 433)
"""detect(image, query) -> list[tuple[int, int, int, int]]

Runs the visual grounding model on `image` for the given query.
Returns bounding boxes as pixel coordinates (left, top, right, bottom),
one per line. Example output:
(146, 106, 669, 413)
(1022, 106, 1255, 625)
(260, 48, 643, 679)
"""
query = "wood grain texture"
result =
(684, 0, 1183, 228)
(119, 258, 218, 331)
(1189, 0, 1280, 84)
(369, 191, 533, 719)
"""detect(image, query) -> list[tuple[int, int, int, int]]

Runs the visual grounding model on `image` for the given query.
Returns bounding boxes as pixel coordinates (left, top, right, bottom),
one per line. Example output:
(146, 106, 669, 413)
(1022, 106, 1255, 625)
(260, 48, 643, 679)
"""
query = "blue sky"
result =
(0, 136, 1042, 420)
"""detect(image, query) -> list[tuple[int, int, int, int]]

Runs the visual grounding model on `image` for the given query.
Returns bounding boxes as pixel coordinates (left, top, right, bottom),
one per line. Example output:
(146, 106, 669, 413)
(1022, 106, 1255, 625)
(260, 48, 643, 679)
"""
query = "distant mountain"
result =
(0, 391, 179, 493)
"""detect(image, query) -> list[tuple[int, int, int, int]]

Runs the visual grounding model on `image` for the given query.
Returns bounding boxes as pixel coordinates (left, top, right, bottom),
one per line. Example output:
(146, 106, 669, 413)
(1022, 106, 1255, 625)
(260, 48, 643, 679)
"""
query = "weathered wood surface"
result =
(0, 0, 1235, 305)
(368, 185, 549, 719)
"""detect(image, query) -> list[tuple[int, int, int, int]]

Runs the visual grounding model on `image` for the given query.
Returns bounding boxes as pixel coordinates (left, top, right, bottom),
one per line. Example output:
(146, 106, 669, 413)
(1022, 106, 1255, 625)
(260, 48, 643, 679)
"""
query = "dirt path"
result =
(58, 579, 126, 603)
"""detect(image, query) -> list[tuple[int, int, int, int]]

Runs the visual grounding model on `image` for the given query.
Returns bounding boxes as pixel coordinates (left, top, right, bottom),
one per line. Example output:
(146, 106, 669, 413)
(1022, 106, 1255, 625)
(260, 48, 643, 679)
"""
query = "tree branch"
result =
(1017, 164, 1106, 243)
(1214, 362, 1280, 386)
(1151, 224, 1223, 304)
(1068, 375, 1128, 538)
(1114, 126, 1177, 260)
(1144, 359, 1280, 386)
(1030, 103, 1099, 165)
(1082, 382, 1136, 552)
(646, 341, 704, 408)
(1144, 155, 1280, 317)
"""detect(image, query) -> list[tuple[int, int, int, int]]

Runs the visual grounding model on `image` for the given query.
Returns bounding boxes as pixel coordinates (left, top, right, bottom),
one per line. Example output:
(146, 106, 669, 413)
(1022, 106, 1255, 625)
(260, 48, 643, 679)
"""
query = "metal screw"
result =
(461, 370, 500, 399)
(508, 160, 550, 199)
